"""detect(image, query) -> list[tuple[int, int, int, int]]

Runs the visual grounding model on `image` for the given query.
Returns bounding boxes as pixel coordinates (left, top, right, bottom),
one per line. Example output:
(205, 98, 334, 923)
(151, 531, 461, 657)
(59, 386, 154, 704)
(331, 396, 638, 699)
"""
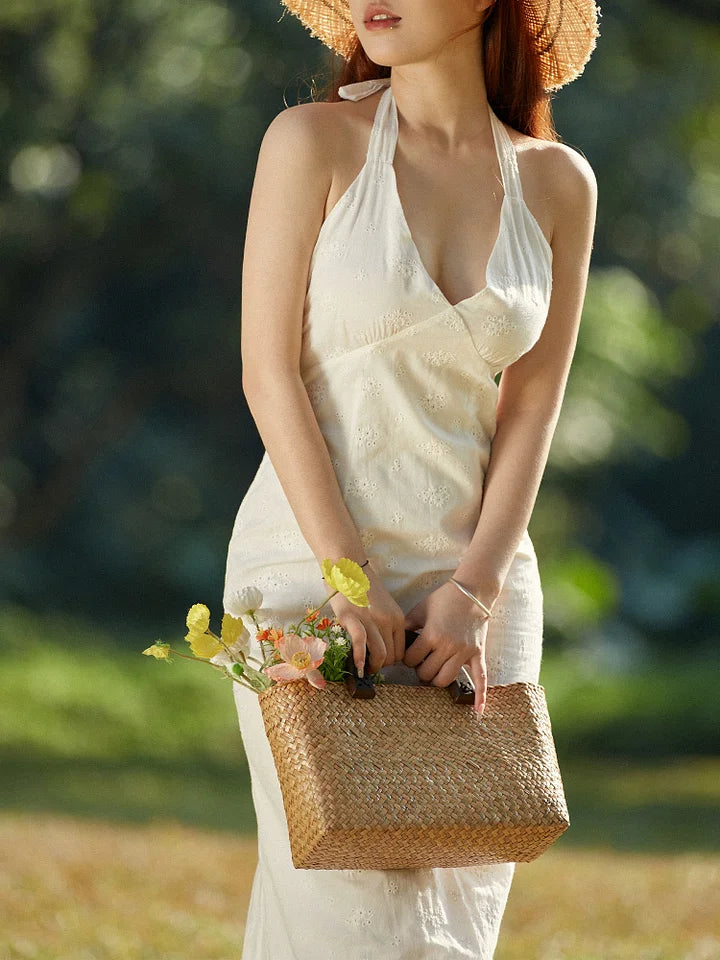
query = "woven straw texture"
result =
(257, 678, 570, 870)
(278, 0, 600, 91)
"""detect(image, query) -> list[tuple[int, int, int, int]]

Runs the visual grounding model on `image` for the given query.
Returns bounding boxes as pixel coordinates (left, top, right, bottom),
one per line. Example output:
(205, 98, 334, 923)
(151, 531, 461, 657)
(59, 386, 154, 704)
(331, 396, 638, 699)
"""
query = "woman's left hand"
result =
(402, 581, 490, 715)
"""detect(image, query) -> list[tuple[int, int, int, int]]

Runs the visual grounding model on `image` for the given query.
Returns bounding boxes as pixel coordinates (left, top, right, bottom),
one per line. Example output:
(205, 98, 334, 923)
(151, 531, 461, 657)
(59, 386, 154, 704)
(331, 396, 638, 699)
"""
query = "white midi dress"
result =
(223, 76, 554, 959)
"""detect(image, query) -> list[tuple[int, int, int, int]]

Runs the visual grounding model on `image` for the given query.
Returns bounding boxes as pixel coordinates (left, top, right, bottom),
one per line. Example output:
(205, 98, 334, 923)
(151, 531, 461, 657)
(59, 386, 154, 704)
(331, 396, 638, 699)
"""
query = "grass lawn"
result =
(2, 811, 719, 960)
(2, 606, 719, 956)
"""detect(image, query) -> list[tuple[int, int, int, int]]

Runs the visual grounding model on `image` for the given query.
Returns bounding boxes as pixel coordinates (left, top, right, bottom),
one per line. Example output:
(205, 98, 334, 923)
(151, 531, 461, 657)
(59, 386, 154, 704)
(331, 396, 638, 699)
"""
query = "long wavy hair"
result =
(314, 2, 559, 142)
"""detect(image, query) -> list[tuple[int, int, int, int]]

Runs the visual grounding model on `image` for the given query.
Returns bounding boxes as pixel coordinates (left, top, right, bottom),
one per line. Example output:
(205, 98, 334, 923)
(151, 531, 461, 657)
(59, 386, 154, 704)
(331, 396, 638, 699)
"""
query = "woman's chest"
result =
(302, 162, 553, 377)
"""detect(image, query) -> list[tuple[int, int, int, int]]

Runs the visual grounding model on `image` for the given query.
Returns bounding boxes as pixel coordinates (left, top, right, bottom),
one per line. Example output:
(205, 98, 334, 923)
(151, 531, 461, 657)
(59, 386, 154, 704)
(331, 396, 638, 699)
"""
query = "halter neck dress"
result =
(223, 76, 553, 960)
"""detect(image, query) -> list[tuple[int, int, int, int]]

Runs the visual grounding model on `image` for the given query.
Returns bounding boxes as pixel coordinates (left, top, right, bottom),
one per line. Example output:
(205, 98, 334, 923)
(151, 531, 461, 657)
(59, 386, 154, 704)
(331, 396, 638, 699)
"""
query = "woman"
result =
(223, 0, 599, 956)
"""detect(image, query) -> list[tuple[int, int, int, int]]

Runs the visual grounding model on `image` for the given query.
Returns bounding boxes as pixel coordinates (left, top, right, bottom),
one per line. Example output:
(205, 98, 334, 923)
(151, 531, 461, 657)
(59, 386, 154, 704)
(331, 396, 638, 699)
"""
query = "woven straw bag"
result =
(257, 630, 570, 870)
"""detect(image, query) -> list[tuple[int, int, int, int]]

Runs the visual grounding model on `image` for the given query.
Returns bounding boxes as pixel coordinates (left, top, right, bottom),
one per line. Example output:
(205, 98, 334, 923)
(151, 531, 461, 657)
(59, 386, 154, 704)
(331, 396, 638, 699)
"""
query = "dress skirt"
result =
(225, 530, 544, 959)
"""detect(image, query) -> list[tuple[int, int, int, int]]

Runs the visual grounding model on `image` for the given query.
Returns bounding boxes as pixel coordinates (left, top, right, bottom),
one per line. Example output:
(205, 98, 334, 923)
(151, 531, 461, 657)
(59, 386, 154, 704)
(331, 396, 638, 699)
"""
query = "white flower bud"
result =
(226, 585, 264, 617)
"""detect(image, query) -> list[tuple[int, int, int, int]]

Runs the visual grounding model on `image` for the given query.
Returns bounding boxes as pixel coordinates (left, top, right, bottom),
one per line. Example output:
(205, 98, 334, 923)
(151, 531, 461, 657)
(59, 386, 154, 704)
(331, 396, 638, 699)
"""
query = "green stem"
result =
(289, 590, 338, 634)
(202, 628, 264, 667)
(206, 629, 235, 661)
(168, 648, 216, 664)
(247, 611, 272, 662)
(232, 648, 263, 668)
(226, 671, 269, 693)
(170, 647, 270, 694)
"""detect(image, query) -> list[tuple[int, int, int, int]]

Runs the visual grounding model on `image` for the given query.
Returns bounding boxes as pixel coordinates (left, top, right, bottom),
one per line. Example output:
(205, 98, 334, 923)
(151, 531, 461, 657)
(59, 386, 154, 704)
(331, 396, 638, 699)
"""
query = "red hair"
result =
(317, 2, 559, 142)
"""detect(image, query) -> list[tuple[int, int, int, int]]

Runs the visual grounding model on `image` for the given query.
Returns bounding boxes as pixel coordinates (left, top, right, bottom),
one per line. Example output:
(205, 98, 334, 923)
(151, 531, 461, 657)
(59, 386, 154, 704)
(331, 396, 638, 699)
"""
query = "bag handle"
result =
(344, 628, 475, 704)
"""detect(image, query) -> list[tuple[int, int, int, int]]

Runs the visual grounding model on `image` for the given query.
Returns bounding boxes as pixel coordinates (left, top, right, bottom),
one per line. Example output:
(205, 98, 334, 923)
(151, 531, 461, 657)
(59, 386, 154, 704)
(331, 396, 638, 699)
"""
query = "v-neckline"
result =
(385, 84, 508, 312)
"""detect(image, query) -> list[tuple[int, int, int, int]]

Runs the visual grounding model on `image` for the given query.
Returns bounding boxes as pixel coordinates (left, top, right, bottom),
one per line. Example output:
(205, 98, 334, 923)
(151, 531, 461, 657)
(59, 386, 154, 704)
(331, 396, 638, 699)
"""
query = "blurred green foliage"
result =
(0, 603, 256, 830)
(0, 0, 718, 657)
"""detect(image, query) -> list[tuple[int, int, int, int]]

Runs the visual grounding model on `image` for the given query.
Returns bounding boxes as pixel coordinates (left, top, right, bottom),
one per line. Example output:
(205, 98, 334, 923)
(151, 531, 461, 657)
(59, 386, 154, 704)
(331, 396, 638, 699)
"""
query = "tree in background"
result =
(0, 0, 717, 653)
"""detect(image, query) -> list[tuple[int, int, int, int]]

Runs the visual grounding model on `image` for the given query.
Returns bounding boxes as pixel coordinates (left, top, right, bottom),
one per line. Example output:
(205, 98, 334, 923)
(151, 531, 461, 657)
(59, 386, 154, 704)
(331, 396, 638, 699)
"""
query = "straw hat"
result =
(278, 0, 601, 92)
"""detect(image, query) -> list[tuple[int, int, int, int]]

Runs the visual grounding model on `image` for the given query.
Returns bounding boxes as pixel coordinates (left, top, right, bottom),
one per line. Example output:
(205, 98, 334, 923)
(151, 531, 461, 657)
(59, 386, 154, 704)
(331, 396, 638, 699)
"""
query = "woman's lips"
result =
(364, 16, 402, 30)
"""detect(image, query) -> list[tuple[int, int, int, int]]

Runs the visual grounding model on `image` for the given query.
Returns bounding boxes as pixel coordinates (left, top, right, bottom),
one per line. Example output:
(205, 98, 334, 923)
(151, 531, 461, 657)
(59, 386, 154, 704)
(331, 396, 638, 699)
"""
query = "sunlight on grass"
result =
(2, 812, 718, 960)
(1, 812, 254, 960)
(500, 844, 720, 960)
(2, 605, 720, 956)
(560, 755, 720, 853)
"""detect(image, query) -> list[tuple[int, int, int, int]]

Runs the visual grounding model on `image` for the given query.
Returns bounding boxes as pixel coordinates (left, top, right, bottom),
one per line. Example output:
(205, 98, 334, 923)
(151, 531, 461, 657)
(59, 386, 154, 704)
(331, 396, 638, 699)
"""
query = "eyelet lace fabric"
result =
(223, 76, 552, 958)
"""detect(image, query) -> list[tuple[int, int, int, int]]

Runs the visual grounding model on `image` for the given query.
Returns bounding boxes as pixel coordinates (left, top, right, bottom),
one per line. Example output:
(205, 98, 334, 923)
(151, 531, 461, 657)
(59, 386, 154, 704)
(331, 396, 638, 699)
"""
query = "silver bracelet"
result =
(448, 577, 494, 619)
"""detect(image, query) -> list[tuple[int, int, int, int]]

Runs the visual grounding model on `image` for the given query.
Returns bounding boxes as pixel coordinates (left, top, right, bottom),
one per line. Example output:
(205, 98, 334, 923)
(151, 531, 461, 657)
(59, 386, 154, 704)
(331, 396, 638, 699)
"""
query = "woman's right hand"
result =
(327, 564, 406, 677)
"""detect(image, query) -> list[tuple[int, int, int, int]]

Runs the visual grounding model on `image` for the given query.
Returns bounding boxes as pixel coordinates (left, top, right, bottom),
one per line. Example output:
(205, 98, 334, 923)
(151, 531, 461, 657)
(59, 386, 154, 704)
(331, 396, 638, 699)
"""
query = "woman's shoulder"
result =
(513, 124, 596, 186)
(257, 94, 379, 204)
(505, 123, 597, 222)
(262, 93, 378, 159)
(253, 100, 339, 200)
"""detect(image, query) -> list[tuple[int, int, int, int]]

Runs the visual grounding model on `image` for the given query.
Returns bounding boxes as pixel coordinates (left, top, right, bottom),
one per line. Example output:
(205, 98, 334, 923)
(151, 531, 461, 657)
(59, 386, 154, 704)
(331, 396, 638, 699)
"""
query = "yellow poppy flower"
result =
(321, 558, 370, 607)
(186, 631, 223, 659)
(186, 603, 211, 634)
(142, 643, 171, 660)
(220, 613, 247, 647)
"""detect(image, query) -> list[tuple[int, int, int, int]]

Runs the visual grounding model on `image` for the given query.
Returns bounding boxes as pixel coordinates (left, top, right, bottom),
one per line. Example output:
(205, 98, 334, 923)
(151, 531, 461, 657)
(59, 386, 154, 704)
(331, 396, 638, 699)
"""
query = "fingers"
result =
(393, 621, 407, 665)
(366, 607, 405, 670)
(417, 649, 467, 687)
(346, 608, 487, 713)
(405, 635, 487, 715)
(467, 650, 487, 716)
(402, 629, 433, 669)
(340, 585, 409, 673)
(345, 615, 387, 677)
(364, 618, 387, 676)
(343, 617, 369, 677)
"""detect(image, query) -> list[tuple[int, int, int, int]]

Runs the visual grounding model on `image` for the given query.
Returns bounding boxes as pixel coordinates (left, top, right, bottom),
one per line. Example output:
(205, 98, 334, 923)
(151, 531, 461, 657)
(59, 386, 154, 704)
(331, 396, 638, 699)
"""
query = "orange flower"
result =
(304, 607, 319, 622)
(316, 617, 333, 630)
(257, 627, 284, 646)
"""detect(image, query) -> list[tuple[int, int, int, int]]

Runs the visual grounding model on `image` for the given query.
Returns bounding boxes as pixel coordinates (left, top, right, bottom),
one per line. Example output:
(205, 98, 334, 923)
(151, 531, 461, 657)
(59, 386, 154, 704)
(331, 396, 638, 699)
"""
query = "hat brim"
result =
(278, 0, 600, 92)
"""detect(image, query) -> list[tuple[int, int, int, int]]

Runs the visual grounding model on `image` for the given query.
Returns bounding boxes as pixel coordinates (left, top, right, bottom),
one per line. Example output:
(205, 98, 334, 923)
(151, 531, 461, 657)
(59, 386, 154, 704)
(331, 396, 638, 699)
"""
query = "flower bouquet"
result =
(142, 557, 378, 692)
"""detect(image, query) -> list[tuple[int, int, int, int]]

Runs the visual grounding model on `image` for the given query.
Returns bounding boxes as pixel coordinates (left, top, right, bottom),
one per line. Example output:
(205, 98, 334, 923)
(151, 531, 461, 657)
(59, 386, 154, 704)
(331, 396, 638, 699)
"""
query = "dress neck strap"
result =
(339, 78, 524, 201)
(337, 77, 392, 101)
(485, 106, 524, 202)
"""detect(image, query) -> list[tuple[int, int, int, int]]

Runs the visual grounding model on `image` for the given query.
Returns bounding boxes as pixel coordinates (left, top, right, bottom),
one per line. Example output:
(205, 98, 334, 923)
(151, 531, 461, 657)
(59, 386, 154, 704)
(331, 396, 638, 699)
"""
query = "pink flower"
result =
(265, 633, 328, 690)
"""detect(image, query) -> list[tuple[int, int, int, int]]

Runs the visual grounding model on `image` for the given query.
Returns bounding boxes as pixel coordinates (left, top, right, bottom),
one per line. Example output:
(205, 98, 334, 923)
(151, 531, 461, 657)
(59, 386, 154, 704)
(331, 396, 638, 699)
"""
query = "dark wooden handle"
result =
(344, 628, 475, 704)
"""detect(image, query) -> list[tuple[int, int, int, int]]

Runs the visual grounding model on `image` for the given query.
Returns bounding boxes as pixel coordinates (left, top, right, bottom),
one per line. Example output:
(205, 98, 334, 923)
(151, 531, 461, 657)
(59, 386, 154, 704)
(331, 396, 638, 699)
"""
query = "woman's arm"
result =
(238, 100, 407, 672)
(240, 103, 370, 568)
(451, 144, 598, 605)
